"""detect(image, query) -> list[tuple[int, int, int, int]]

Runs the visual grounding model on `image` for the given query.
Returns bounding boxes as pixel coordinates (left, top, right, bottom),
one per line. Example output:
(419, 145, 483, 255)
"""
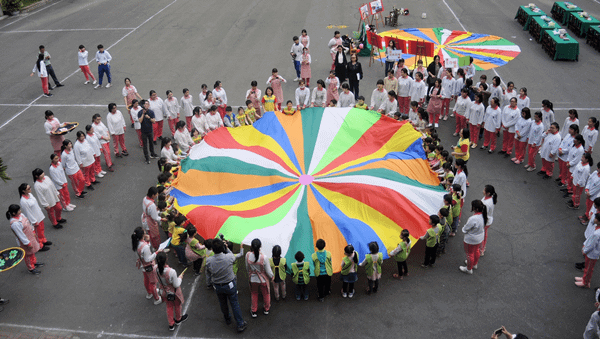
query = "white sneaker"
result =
(294, 78, 300, 82)
(100, 170, 107, 175)
(106, 83, 112, 88)
(84, 81, 89, 85)
(146, 293, 153, 299)
(464, 260, 478, 269)
(66, 205, 74, 211)
(153, 296, 162, 305)
(342, 292, 347, 298)
(459, 266, 473, 274)
(97, 173, 105, 178)
(62, 208, 68, 212)
(348, 290, 354, 298)
(434, 123, 439, 128)
(94, 84, 100, 89)
(68, 204, 76, 209)
(93, 80, 97, 85)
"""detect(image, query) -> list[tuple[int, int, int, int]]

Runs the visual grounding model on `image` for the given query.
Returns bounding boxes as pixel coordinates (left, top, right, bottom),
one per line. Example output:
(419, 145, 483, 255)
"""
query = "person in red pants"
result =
(7, 204, 45, 275)
(32, 168, 66, 229)
(512, 108, 532, 165)
(106, 103, 128, 157)
(481, 98, 501, 153)
(92, 114, 114, 172)
(142, 187, 161, 250)
(131, 227, 162, 305)
(18, 184, 53, 247)
(567, 153, 592, 209)
(499, 97, 520, 158)
(536, 123, 561, 179)
(73, 131, 100, 191)
(525, 112, 545, 172)
(48, 154, 76, 211)
(576, 213, 600, 288)
(154, 252, 188, 330)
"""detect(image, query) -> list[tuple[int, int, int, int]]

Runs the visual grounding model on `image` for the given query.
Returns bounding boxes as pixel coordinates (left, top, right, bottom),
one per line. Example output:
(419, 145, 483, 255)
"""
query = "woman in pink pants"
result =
(7, 204, 44, 274)
(61, 140, 87, 198)
(154, 252, 188, 330)
(30, 54, 51, 97)
(245, 238, 274, 318)
(459, 200, 487, 275)
(132, 227, 162, 305)
(32, 168, 66, 229)
(479, 185, 497, 256)
(78, 45, 96, 85)
(19, 183, 53, 247)
(73, 131, 99, 191)
(49, 154, 76, 211)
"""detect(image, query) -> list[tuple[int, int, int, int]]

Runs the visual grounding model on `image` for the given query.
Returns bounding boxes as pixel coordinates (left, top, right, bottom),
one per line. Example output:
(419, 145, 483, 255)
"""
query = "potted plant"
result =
(2, 0, 23, 15)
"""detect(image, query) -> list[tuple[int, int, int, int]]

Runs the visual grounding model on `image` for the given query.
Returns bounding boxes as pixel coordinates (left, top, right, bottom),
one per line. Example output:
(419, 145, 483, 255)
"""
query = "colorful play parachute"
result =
(378, 27, 522, 70)
(170, 107, 446, 273)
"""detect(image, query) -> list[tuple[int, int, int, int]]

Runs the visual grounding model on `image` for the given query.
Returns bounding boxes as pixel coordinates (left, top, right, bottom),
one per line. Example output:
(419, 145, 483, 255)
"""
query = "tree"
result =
(0, 158, 10, 182)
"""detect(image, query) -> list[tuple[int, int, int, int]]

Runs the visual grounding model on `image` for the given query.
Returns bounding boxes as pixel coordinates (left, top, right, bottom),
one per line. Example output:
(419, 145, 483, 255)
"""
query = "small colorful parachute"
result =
(171, 107, 446, 273)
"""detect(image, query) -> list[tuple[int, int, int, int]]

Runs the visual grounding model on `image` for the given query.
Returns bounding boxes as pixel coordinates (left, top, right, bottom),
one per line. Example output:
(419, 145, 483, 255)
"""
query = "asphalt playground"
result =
(0, 0, 599, 338)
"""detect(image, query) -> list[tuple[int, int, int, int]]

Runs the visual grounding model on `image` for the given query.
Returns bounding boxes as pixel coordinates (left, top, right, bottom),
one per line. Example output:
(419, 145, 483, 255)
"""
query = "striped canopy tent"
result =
(170, 108, 446, 274)
(378, 27, 522, 70)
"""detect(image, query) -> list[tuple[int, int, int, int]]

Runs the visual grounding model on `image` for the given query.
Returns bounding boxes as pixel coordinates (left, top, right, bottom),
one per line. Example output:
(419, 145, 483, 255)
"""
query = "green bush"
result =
(2, 0, 23, 13)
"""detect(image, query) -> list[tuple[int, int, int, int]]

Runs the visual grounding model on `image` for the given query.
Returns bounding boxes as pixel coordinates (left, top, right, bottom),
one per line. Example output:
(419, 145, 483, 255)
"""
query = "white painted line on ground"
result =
(0, 0, 64, 29)
(0, 0, 179, 131)
(172, 275, 200, 338)
(0, 323, 171, 339)
(0, 28, 135, 33)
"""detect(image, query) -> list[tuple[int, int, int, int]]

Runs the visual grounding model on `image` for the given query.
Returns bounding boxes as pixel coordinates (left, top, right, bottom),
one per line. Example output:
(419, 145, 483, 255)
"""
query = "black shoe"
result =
(503, 153, 511, 158)
(92, 180, 100, 184)
(29, 269, 41, 275)
(542, 174, 550, 179)
(488, 149, 493, 154)
(122, 151, 129, 156)
(251, 311, 257, 318)
(44, 93, 53, 97)
(498, 150, 506, 154)
(131, 123, 134, 128)
(563, 193, 572, 198)
(0, 299, 9, 305)
(237, 322, 248, 332)
(76, 194, 85, 199)
(34, 262, 45, 267)
(225, 317, 232, 325)
(39, 246, 50, 252)
(48, 86, 55, 90)
(537, 170, 545, 175)
(168, 325, 175, 331)
(55, 83, 64, 87)
(44, 241, 53, 246)
(53, 224, 63, 229)
(153, 140, 157, 145)
(81, 191, 88, 195)
(86, 185, 95, 191)
(175, 314, 188, 325)
(57, 219, 67, 224)
(560, 188, 569, 192)
(555, 178, 562, 182)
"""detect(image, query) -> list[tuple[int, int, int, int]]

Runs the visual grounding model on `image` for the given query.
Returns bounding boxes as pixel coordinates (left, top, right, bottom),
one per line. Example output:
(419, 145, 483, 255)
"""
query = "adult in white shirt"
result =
(212, 81, 228, 119)
(122, 78, 142, 126)
(583, 118, 600, 154)
(290, 36, 304, 81)
(512, 108, 532, 164)
(49, 154, 75, 211)
(499, 98, 520, 157)
(29, 54, 51, 97)
(295, 80, 311, 110)
(7, 205, 43, 274)
(206, 106, 224, 132)
(131, 227, 162, 304)
(525, 112, 545, 171)
(44, 110, 65, 157)
(173, 121, 194, 154)
(18, 183, 53, 247)
(453, 88, 472, 137)
(479, 185, 497, 256)
(94, 44, 112, 89)
(537, 122, 562, 179)
(201, 91, 216, 114)
(466, 94, 485, 148)
(557, 124, 577, 186)
(78, 45, 96, 85)
(107, 103, 128, 157)
(92, 114, 114, 171)
(565, 135, 586, 196)
(396, 68, 412, 115)
(32, 168, 65, 229)
(180, 89, 194, 132)
(459, 200, 487, 274)
(378, 91, 398, 117)
(154, 252, 188, 329)
(130, 100, 144, 147)
(142, 187, 161, 250)
(569, 153, 592, 209)
(489, 77, 504, 109)
(541, 100, 555, 132)
(561, 109, 580, 139)
(464, 57, 476, 79)
(191, 107, 208, 136)
(409, 72, 427, 105)
(516, 87, 530, 111)
(585, 169, 600, 219)
(370, 80, 387, 111)
(85, 125, 105, 178)
(311, 79, 327, 107)
(164, 90, 181, 136)
(482, 97, 502, 153)
(198, 84, 209, 107)
(441, 68, 455, 120)
(336, 83, 355, 108)
(149, 90, 167, 143)
(73, 131, 99, 189)
(503, 82, 518, 108)
(61, 140, 87, 198)
(327, 31, 343, 70)
(160, 137, 180, 165)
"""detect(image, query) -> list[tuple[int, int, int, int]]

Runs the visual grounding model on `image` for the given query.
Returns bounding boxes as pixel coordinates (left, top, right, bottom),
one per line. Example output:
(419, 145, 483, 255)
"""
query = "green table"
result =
(515, 6, 546, 31)
(551, 2, 583, 25)
(541, 30, 579, 61)
(568, 12, 600, 38)
(530, 16, 562, 42)
(586, 25, 600, 51)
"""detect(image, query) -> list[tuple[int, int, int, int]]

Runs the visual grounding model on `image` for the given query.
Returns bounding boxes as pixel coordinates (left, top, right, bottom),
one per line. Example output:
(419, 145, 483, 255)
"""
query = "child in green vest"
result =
(269, 245, 288, 301)
(440, 162, 455, 189)
(291, 251, 310, 300)
(311, 238, 333, 302)
(354, 96, 368, 110)
(450, 183, 464, 236)
(437, 207, 450, 257)
(420, 215, 440, 268)
(359, 242, 383, 294)
(389, 229, 411, 279)
(340, 245, 359, 298)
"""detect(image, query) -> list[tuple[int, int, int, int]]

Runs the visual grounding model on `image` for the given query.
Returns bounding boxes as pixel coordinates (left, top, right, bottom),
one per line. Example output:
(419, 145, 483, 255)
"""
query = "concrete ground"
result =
(0, 0, 598, 338)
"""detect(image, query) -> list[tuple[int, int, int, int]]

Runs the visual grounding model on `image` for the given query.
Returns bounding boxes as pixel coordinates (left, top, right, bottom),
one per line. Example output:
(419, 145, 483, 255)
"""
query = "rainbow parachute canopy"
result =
(171, 107, 446, 274)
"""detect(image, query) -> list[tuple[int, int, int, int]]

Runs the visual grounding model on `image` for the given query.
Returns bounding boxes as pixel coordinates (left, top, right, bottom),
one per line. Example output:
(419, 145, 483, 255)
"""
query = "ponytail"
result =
(592, 117, 600, 130)
(131, 227, 144, 251)
(61, 139, 71, 153)
(18, 183, 28, 197)
(6, 204, 20, 220)
(156, 252, 167, 275)
(471, 200, 488, 225)
(484, 185, 498, 205)
(251, 238, 261, 263)
(482, 204, 488, 226)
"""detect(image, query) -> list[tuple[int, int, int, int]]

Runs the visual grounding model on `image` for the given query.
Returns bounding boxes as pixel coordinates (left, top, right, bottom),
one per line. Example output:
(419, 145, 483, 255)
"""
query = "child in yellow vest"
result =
(245, 100, 257, 124)
(441, 162, 455, 188)
(420, 215, 440, 268)
(328, 99, 337, 107)
(237, 107, 250, 126)
(269, 245, 288, 300)
(170, 215, 188, 266)
(359, 241, 383, 294)
(282, 100, 297, 116)
(340, 245, 359, 298)
(354, 96, 368, 110)
(311, 238, 333, 302)
(291, 251, 310, 300)
(389, 229, 411, 279)
(450, 183, 464, 236)
(191, 128, 202, 144)
(437, 207, 450, 257)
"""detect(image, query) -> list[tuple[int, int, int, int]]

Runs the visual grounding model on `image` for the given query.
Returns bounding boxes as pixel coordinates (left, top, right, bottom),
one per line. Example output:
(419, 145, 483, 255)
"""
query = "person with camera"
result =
(206, 237, 247, 333)
(154, 252, 188, 331)
(131, 227, 162, 306)
(491, 326, 528, 339)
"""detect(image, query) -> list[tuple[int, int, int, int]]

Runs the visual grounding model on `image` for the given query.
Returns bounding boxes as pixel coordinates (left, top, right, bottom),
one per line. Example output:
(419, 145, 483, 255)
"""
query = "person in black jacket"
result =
(347, 54, 363, 99)
(334, 45, 348, 83)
